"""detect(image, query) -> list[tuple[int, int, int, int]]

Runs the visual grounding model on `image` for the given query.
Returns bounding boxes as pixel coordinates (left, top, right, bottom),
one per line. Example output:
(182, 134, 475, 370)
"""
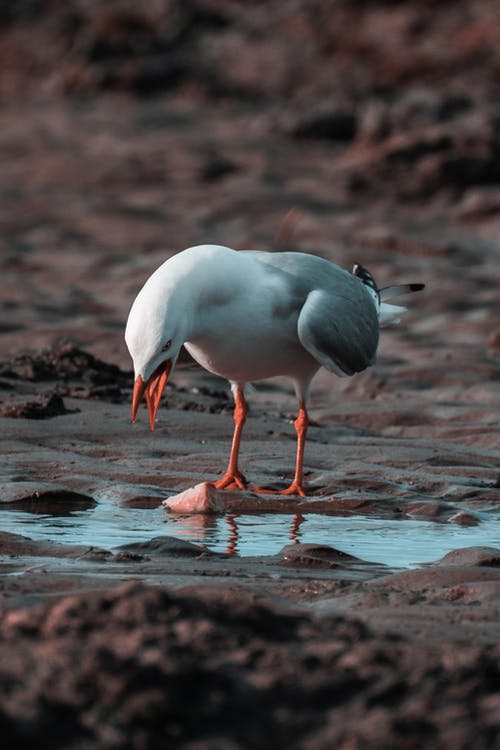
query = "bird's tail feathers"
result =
(352, 264, 425, 325)
(379, 302, 408, 326)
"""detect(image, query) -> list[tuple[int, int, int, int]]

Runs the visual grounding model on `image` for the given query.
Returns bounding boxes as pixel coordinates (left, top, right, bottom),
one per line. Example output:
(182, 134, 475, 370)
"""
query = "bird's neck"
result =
(170, 261, 245, 342)
(153, 245, 254, 343)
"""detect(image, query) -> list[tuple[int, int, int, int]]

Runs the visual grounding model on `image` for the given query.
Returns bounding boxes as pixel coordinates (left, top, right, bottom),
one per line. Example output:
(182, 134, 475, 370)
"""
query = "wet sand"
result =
(1, 1, 500, 747)
(1, 337, 500, 746)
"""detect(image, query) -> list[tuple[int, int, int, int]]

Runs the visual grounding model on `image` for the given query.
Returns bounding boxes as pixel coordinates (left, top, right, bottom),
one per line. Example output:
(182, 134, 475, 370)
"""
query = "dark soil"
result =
(1, 582, 499, 750)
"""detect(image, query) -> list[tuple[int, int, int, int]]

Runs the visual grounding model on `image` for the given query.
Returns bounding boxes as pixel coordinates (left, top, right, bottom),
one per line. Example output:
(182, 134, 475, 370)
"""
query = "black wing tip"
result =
(380, 282, 426, 299)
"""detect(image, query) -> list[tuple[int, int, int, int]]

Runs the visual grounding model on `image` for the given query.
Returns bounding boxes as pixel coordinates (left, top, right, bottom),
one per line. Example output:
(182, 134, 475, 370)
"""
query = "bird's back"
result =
(244, 250, 380, 376)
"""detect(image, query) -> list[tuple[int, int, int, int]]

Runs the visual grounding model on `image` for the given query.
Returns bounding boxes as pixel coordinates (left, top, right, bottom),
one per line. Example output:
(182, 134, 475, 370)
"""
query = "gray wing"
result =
(297, 287, 379, 375)
(244, 250, 380, 375)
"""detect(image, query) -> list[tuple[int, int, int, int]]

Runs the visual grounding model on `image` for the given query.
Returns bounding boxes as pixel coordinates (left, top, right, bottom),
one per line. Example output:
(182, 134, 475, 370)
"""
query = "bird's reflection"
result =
(166, 507, 308, 556)
(225, 514, 240, 555)
(224, 512, 305, 554)
(289, 513, 305, 544)
(167, 511, 219, 541)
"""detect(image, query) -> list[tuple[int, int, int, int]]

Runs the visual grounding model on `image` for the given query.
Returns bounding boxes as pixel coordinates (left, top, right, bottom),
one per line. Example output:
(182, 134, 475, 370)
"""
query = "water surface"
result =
(1, 497, 499, 568)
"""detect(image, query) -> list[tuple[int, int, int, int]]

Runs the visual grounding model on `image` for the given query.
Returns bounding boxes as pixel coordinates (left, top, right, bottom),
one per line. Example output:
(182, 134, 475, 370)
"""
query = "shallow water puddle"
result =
(169, 512, 500, 565)
(1, 499, 500, 568)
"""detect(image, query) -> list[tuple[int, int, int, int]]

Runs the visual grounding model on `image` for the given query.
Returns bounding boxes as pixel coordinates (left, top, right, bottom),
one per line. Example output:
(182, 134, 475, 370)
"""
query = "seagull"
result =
(125, 244, 424, 496)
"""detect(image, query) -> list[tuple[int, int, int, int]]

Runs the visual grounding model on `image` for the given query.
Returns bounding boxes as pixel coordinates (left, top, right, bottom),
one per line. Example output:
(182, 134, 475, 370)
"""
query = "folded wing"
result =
(298, 287, 379, 376)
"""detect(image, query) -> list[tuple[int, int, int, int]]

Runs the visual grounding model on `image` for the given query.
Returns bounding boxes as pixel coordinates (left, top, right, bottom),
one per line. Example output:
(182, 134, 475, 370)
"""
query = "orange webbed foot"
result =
(279, 482, 306, 497)
(214, 469, 248, 491)
(250, 482, 306, 498)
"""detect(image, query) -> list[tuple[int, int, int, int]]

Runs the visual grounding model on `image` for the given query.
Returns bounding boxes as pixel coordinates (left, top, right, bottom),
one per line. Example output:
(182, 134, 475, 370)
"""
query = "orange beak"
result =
(131, 359, 172, 431)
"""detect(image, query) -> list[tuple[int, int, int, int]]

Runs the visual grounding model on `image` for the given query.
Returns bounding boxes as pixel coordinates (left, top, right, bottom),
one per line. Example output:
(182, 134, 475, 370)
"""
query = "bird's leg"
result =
(280, 401, 308, 497)
(214, 386, 248, 490)
(251, 401, 309, 497)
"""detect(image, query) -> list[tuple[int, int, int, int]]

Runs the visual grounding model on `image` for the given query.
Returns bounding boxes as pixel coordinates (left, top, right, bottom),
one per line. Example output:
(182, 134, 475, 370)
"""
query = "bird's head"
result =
(125, 286, 187, 431)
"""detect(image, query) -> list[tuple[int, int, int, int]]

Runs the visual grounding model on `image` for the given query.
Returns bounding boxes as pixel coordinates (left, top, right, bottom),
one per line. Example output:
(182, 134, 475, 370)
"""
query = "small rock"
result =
(0, 393, 78, 419)
(117, 536, 208, 558)
(163, 482, 227, 513)
(405, 501, 449, 520)
(279, 543, 365, 569)
(0, 481, 95, 506)
(94, 483, 165, 506)
(448, 511, 480, 527)
(435, 547, 500, 567)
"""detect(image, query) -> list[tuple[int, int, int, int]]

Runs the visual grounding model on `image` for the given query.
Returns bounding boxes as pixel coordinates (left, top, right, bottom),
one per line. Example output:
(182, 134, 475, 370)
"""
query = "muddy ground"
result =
(1, 1, 500, 748)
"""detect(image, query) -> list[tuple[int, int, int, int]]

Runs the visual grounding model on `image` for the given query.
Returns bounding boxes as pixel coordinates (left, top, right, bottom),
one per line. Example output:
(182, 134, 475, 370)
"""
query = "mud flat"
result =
(1, 344, 500, 747)
(2, 0, 500, 746)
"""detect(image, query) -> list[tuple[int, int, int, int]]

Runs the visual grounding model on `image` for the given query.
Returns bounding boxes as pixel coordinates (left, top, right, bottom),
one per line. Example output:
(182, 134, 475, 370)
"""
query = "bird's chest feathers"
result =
(184, 294, 306, 381)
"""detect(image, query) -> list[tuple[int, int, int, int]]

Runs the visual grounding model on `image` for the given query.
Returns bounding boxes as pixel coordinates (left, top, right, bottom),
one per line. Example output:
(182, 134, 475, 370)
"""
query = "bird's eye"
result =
(161, 339, 172, 352)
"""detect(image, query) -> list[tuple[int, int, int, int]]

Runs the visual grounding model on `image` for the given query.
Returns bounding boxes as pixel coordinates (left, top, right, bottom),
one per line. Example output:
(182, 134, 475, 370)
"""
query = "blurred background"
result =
(1, 0, 500, 368)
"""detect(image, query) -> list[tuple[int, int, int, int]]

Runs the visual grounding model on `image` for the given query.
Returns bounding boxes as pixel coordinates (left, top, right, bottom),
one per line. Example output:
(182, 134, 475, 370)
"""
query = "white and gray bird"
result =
(125, 244, 424, 496)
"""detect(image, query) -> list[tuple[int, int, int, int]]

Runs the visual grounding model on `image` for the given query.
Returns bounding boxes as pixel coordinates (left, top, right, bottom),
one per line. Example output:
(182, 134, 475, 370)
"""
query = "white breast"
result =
(184, 279, 318, 383)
